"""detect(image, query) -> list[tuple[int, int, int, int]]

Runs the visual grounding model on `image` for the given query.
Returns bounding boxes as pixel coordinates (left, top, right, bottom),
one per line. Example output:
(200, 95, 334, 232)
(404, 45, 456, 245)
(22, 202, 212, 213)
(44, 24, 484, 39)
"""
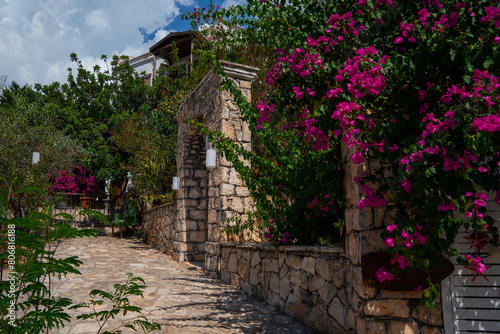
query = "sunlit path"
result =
(51, 236, 316, 334)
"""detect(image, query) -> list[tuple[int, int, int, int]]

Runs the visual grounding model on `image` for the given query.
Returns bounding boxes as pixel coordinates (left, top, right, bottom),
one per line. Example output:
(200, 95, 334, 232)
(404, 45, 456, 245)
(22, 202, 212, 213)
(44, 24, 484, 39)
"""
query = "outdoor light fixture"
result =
(172, 177, 180, 190)
(32, 152, 40, 164)
(206, 149, 217, 170)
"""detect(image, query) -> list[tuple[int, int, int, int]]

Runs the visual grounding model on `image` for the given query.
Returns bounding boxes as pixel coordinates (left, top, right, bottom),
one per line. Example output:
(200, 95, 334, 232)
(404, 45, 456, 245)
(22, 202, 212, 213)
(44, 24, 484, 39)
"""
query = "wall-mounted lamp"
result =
(32, 152, 40, 164)
(206, 149, 217, 170)
(172, 177, 180, 190)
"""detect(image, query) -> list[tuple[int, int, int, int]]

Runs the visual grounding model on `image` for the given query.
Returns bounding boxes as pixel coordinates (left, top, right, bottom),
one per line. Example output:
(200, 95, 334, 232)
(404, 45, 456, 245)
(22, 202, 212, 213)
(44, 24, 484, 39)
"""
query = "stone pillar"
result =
(176, 61, 258, 265)
(342, 142, 445, 333)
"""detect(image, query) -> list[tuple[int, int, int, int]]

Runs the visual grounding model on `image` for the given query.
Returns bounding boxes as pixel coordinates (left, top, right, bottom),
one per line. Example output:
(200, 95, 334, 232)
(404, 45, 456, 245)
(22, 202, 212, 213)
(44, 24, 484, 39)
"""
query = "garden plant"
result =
(187, 0, 500, 308)
(0, 181, 161, 333)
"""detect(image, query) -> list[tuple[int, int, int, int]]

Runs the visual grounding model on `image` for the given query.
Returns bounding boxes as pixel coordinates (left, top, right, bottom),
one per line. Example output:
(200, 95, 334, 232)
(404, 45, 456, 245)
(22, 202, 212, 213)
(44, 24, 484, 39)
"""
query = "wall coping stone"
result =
(220, 242, 345, 256)
(178, 60, 259, 121)
(143, 202, 176, 214)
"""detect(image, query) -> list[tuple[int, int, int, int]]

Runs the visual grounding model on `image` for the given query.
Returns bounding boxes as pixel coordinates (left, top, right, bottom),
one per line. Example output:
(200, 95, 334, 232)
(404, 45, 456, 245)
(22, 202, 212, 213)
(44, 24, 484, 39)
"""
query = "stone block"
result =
(421, 326, 442, 334)
(249, 267, 260, 286)
(188, 188, 202, 199)
(285, 287, 310, 322)
(194, 169, 207, 178)
(309, 275, 326, 292)
(221, 119, 235, 139)
(220, 183, 235, 196)
(236, 186, 250, 197)
(364, 299, 410, 318)
(381, 290, 422, 299)
(189, 231, 206, 243)
(316, 257, 333, 281)
(348, 233, 361, 264)
(412, 305, 443, 327)
(388, 321, 419, 334)
(265, 258, 279, 273)
(269, 273, 280, 294)
(328, 297, 346, 329)
(279, 276, 291, 300)
(229, 168, 243, 186)
(185, 220, 198, 231)
(238, 259, 250, 281)
(228, 253, 238, 273)
(189, 210, 205, 221)
(241, 121, 251, 142)
(289, 269, 309, 290)
(228, 197, 244, 213)
(301, 257, 316, 275)
(251, 251, 261, 267)
(330, 259, 346, 288)
(318, 283, 337, 306)
(285, 254, 302, 270)
(279, 263, 288, 279)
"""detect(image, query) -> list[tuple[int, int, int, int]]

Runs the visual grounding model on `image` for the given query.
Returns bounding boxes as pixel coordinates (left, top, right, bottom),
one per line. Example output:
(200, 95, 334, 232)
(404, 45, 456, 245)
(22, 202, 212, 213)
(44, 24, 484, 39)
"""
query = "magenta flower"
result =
(387, 224, 397, 233)
(351, 152, 364, 164)
(376, 267, 395, 282)
(394, 36, 404, 44)
(385, 237, 395, 247)
(438, 202, 456, 212)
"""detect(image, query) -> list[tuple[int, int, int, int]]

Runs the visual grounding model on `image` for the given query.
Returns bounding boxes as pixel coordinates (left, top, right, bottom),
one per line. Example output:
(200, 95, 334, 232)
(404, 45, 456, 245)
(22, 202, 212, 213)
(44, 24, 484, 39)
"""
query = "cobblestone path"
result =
(51, 236, 315, 334)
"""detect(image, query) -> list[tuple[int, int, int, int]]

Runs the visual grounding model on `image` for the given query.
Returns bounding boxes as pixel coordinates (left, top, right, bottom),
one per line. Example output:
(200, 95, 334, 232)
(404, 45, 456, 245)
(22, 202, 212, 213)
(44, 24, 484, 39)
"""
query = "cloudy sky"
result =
(0, 0, 246, 86)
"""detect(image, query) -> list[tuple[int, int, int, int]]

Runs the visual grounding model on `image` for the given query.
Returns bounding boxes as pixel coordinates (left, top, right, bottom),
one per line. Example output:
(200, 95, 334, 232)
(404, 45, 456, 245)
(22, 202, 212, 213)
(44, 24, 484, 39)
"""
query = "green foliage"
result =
(0, 184, 158, 333)
(191, 0, 500, 308)
(0, 181, 100, 333)
(70, 273, 161, 334)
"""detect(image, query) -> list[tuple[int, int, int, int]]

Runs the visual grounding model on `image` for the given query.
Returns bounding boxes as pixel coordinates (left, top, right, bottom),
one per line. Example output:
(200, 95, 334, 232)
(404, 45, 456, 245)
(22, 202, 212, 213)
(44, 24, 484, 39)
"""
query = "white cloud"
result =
(152, 29, 171, 44)
(222, 0, 246, 8)
(85, 9, 110, 33)
(0, 0, 208, 86)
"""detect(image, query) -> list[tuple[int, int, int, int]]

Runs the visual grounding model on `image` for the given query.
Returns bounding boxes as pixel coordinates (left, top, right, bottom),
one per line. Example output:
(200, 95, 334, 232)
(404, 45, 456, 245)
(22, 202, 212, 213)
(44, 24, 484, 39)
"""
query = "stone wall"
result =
(142, 202, 177, 257)
(342, 142, 444, 334)
(175, 61, 258, 262)
(218, 243, 348, 334)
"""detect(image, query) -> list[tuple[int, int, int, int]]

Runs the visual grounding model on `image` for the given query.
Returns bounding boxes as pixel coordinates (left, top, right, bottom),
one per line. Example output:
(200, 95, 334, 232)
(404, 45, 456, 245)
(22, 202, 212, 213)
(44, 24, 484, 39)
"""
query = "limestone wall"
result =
(143, 202, 177, 256)
(218, 243, 348, 334)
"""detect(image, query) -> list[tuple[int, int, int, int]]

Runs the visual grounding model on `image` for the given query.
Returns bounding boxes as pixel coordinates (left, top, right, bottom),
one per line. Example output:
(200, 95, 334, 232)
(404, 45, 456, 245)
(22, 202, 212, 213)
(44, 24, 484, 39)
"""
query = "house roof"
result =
(149, 31, 198, 61)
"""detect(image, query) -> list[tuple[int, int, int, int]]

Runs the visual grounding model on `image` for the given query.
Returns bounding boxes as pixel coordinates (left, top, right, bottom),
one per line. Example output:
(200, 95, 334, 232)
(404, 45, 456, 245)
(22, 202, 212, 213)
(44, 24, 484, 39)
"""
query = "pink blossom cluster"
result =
(472, 114, 500, 132)
(306, 194, 335, 214)
(376, 267, 394, 282)
(357, 184, 386, 209)
(50, 166, 96, 195)
(465, 254, 486, 275)
(464, 192, 489, 219)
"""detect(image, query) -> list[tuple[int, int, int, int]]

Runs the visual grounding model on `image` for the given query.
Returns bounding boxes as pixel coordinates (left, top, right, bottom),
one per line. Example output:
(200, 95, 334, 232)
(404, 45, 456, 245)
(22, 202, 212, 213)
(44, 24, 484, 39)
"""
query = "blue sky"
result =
(0, 0, 245, 86)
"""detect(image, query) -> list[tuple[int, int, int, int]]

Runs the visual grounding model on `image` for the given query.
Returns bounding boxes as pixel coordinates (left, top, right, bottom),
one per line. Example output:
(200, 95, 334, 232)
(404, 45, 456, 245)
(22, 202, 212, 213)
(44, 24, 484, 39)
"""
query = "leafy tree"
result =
(0, 91, 80, 216)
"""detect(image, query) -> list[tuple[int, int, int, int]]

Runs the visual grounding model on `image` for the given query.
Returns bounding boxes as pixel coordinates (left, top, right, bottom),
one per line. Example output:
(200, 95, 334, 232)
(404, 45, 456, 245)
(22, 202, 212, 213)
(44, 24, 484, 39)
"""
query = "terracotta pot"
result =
(362, 252, 454, 291)
(80, 196, 93, 209)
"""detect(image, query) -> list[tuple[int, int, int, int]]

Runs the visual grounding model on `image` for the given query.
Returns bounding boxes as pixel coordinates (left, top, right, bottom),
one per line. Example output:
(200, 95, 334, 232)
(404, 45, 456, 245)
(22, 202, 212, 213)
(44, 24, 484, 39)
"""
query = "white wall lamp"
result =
(32, 152, 40, 164)
(172, 177, 180, 190)
(206, 149, 217, 170)
(205, 136, 217, 170)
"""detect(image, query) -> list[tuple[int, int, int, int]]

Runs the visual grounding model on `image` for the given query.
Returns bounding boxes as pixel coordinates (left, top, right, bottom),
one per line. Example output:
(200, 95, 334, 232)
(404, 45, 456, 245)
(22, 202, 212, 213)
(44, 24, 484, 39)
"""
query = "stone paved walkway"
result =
(51, 236, 316, 334)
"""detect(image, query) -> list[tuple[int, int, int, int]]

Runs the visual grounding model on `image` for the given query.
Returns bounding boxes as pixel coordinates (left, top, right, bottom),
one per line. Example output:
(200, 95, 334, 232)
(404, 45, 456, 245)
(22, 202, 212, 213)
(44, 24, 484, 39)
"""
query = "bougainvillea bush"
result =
(189, 0, 500, 307)
(50, 166, 96, 195)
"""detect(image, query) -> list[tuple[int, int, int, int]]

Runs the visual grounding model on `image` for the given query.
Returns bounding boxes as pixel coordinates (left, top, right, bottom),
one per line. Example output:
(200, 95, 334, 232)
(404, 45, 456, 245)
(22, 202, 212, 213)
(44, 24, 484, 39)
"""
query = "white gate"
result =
(442, 194, 500, 333)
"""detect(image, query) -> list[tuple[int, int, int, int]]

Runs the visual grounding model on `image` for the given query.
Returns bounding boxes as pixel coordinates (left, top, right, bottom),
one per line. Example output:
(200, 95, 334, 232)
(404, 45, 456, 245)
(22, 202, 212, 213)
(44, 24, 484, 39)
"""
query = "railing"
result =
(51, 193, 126, 227)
